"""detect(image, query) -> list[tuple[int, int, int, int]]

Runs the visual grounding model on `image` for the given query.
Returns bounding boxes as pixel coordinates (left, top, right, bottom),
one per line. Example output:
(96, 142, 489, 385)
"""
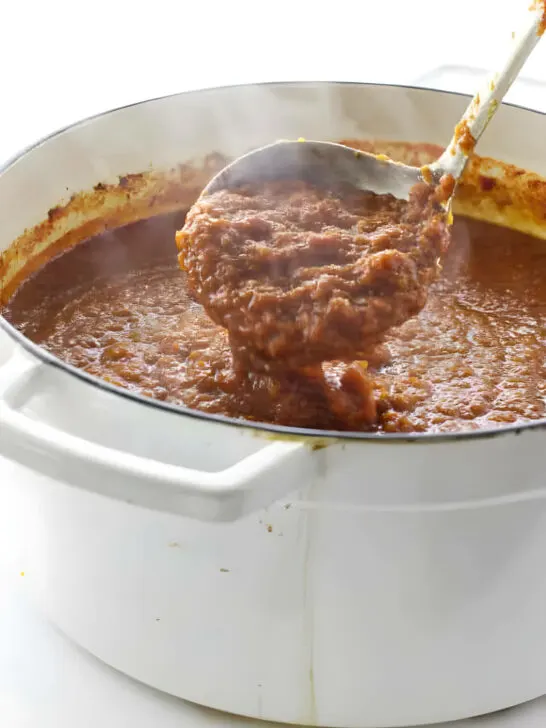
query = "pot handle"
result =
(0, 352, 309, 521)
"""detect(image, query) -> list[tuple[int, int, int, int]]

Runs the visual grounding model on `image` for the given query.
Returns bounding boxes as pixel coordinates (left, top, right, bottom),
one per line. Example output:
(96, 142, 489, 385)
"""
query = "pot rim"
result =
(1, 80, 545, 444)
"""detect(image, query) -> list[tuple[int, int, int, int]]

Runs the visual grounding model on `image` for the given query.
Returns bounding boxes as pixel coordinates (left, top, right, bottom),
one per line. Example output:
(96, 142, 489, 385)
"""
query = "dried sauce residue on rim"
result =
(0, 154, 229, 305)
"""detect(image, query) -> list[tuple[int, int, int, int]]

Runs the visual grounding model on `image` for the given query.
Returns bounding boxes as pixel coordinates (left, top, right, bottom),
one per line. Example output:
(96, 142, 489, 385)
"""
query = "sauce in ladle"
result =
(177, 178, 451, 373)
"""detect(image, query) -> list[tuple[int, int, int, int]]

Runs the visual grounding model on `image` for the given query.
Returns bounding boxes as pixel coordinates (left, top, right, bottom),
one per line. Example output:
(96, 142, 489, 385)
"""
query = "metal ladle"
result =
(202, 3, 544, 205)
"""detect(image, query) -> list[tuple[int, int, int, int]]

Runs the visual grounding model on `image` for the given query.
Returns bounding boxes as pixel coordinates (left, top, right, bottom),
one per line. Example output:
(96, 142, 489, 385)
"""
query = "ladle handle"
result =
(433, 1, 545, 179)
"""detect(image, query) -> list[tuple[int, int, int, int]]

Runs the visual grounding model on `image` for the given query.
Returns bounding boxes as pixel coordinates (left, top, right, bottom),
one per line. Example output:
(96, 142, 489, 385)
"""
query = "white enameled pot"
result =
(0, 83, 546, 728)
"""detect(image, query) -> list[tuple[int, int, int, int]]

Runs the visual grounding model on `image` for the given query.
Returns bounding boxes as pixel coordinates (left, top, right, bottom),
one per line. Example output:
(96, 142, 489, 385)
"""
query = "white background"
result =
(1, 1, 546, 726)
(1, 0, 546, 163)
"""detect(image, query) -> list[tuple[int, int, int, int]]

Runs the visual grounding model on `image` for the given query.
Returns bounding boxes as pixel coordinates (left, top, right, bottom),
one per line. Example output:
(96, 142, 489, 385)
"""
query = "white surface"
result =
(1, 1, 546, 727)
(1, 581, 545, 728)
(0, 0, 545, 164)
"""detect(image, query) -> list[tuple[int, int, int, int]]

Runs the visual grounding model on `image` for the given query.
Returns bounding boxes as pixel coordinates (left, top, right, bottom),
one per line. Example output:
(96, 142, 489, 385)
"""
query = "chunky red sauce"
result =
(3, 209, 546, 433)
(177, 179, 450, 372)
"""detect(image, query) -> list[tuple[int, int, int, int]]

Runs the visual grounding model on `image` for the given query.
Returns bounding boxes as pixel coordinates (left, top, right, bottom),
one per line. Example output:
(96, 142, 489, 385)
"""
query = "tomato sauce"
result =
(4, 208, 545, 433)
